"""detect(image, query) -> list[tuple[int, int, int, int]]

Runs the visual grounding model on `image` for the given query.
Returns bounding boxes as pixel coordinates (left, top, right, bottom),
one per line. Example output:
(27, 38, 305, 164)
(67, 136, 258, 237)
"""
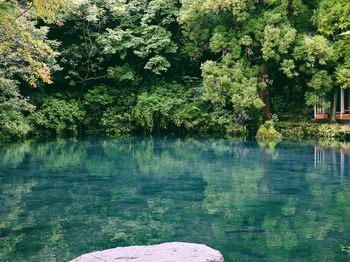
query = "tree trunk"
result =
(259, 88, 272, 120)
(260, 64, 272, 120)
(330, 90, 337, 123)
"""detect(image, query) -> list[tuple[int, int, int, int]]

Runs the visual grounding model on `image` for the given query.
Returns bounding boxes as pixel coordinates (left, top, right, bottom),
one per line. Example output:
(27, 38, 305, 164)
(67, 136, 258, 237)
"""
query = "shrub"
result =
(206, 107, 248, 137)
(275, 122, 318, 140)
(132, 85, 250, 136)
(0, 109, 32, 141)
(83, 85, 137, 132)
(133, 86, 185, 132)
(0, 72, 35, 142)
(276, 121, 350, 141)
(83, 85, 114, 128)
(173, 104, 208, 132)
(226, 123, 248, 137)
(101, 108, 134, 136)
(31, 97, 85, 136)
(256, 119, 282, 141)
(318, 124, 350, 140)
(317, 124, 340, 140)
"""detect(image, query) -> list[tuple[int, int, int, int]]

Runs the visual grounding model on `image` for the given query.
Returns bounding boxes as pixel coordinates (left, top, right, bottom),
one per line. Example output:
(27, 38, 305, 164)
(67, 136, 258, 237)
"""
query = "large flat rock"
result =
(69, 242, 224, 262)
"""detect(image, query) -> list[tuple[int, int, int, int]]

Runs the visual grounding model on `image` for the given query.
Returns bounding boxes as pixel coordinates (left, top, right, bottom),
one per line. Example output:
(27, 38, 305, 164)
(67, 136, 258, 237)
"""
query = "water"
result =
(0, 137, 350, 262)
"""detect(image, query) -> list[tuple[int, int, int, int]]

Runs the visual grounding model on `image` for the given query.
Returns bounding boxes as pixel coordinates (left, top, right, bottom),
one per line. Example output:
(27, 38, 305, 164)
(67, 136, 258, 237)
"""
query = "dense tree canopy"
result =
(0, 0, 349, 141)
(0, 0, 63, 84)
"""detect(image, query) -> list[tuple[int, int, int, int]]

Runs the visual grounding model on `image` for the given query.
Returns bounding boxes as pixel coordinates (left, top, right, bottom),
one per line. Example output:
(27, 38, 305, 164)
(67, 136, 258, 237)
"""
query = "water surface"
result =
(1, 138, 350, 261)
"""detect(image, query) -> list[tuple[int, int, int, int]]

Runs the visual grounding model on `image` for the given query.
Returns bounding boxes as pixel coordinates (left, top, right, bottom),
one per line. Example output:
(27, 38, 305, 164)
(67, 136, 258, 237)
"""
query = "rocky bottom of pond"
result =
(69, 242, 225, 262)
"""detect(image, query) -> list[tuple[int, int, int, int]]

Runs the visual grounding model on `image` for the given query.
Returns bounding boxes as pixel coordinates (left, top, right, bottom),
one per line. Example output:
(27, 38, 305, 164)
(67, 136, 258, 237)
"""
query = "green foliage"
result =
(107, 65, 139, 83)
(82, 85, 137, 132)
(83, 85, 114, 128)
(205, 107, 248, 137)
(58, 0, 178, 86)
(280, 59, 298, 78)
(309, 70, 333, 91)
(276, 122, 350, 141)
(133, 86, 185, 132)
(225, 123, 248, 137)
(293, 35, 336, 66)
(179, 0, 310, 122)
(101, 108, 134, 137)
(2, 0, 350, 142)
(313, 0, 350, 35)
(0, 109, 31, 141)
(144, 55, 172, 75)
(173, 103, 247, 136)
(83, 85, 114, 109)
(31, 97, 85, 136)
(334, 39, 350, 89)
(310, 0, 350, 104)
(130, 83, 249, 136)
(0, 70, 34, 141)
(0, 0, 62, 85)
(262, 24, 296, 61)
(304, 70, 333, 106)
(256, 117, 282, 141)
(173, 104, 207, 132)
(276, 122, 318, 140)
(178, 0, 350, 128)
(317, 124, 350, 140)
(0, 72, 35, 112)
(336, 64, 350, 89)
(202, 60, 264, 111)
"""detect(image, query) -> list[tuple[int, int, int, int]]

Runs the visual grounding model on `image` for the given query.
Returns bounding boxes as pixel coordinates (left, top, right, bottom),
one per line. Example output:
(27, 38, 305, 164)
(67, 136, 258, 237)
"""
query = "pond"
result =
(0, 137, 350, 262)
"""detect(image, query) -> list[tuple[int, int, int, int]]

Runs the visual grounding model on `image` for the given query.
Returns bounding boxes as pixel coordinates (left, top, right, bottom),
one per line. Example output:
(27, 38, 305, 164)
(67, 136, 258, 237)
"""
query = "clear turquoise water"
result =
(1, 137, 350, 262)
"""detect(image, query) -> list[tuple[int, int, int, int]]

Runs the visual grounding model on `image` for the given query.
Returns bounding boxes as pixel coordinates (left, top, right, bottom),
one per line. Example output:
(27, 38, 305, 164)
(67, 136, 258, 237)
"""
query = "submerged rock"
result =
(69, 242, 224, 262)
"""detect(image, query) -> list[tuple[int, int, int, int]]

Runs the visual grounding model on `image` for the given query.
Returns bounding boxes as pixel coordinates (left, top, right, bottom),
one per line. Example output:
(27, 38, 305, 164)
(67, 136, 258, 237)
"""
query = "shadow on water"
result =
(0, 137, 350, 262)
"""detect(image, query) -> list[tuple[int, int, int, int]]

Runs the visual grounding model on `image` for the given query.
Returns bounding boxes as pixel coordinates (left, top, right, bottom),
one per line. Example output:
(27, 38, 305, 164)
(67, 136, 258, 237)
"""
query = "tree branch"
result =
(14, 3, 34, 22)
(75, 74, 108, 84)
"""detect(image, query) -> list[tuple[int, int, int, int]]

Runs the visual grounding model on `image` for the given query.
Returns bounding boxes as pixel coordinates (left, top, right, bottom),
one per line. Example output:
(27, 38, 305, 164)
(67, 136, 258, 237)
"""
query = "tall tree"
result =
(0, 0, 63, 85)
(179, 0, 316, 120)
(55, 0, 179, 88)
(0, 0, 63, 140)
(311, 0, 350, 121)
(179, 0, 350, 122)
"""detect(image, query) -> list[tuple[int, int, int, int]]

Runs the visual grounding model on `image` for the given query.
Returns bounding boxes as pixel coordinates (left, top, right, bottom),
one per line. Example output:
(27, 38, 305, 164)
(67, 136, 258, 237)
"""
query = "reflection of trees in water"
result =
(0, 180, 37, 261)
(202, 142, 350, 261)
(0, 140, 32, 168)
(0, 138, 213, 261)
(0, 138, 350, 261)
(257, 140, 279, 159)
(314, 142, 350, 178)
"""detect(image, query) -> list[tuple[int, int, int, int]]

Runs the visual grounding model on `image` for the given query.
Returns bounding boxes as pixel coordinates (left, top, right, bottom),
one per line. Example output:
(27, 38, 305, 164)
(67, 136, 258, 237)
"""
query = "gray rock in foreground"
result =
(69, 242, 224, 262)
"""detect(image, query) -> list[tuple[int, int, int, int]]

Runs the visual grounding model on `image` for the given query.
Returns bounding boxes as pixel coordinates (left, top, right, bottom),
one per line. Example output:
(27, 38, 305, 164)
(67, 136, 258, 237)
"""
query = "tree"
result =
(0, 0, 63, 85)
(0, 69, 35, 141)
(312, 0, 350, 122)
(55, 0, 179, 88)
(179, 0, 314, 120)
(0, 0, 63, 140)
